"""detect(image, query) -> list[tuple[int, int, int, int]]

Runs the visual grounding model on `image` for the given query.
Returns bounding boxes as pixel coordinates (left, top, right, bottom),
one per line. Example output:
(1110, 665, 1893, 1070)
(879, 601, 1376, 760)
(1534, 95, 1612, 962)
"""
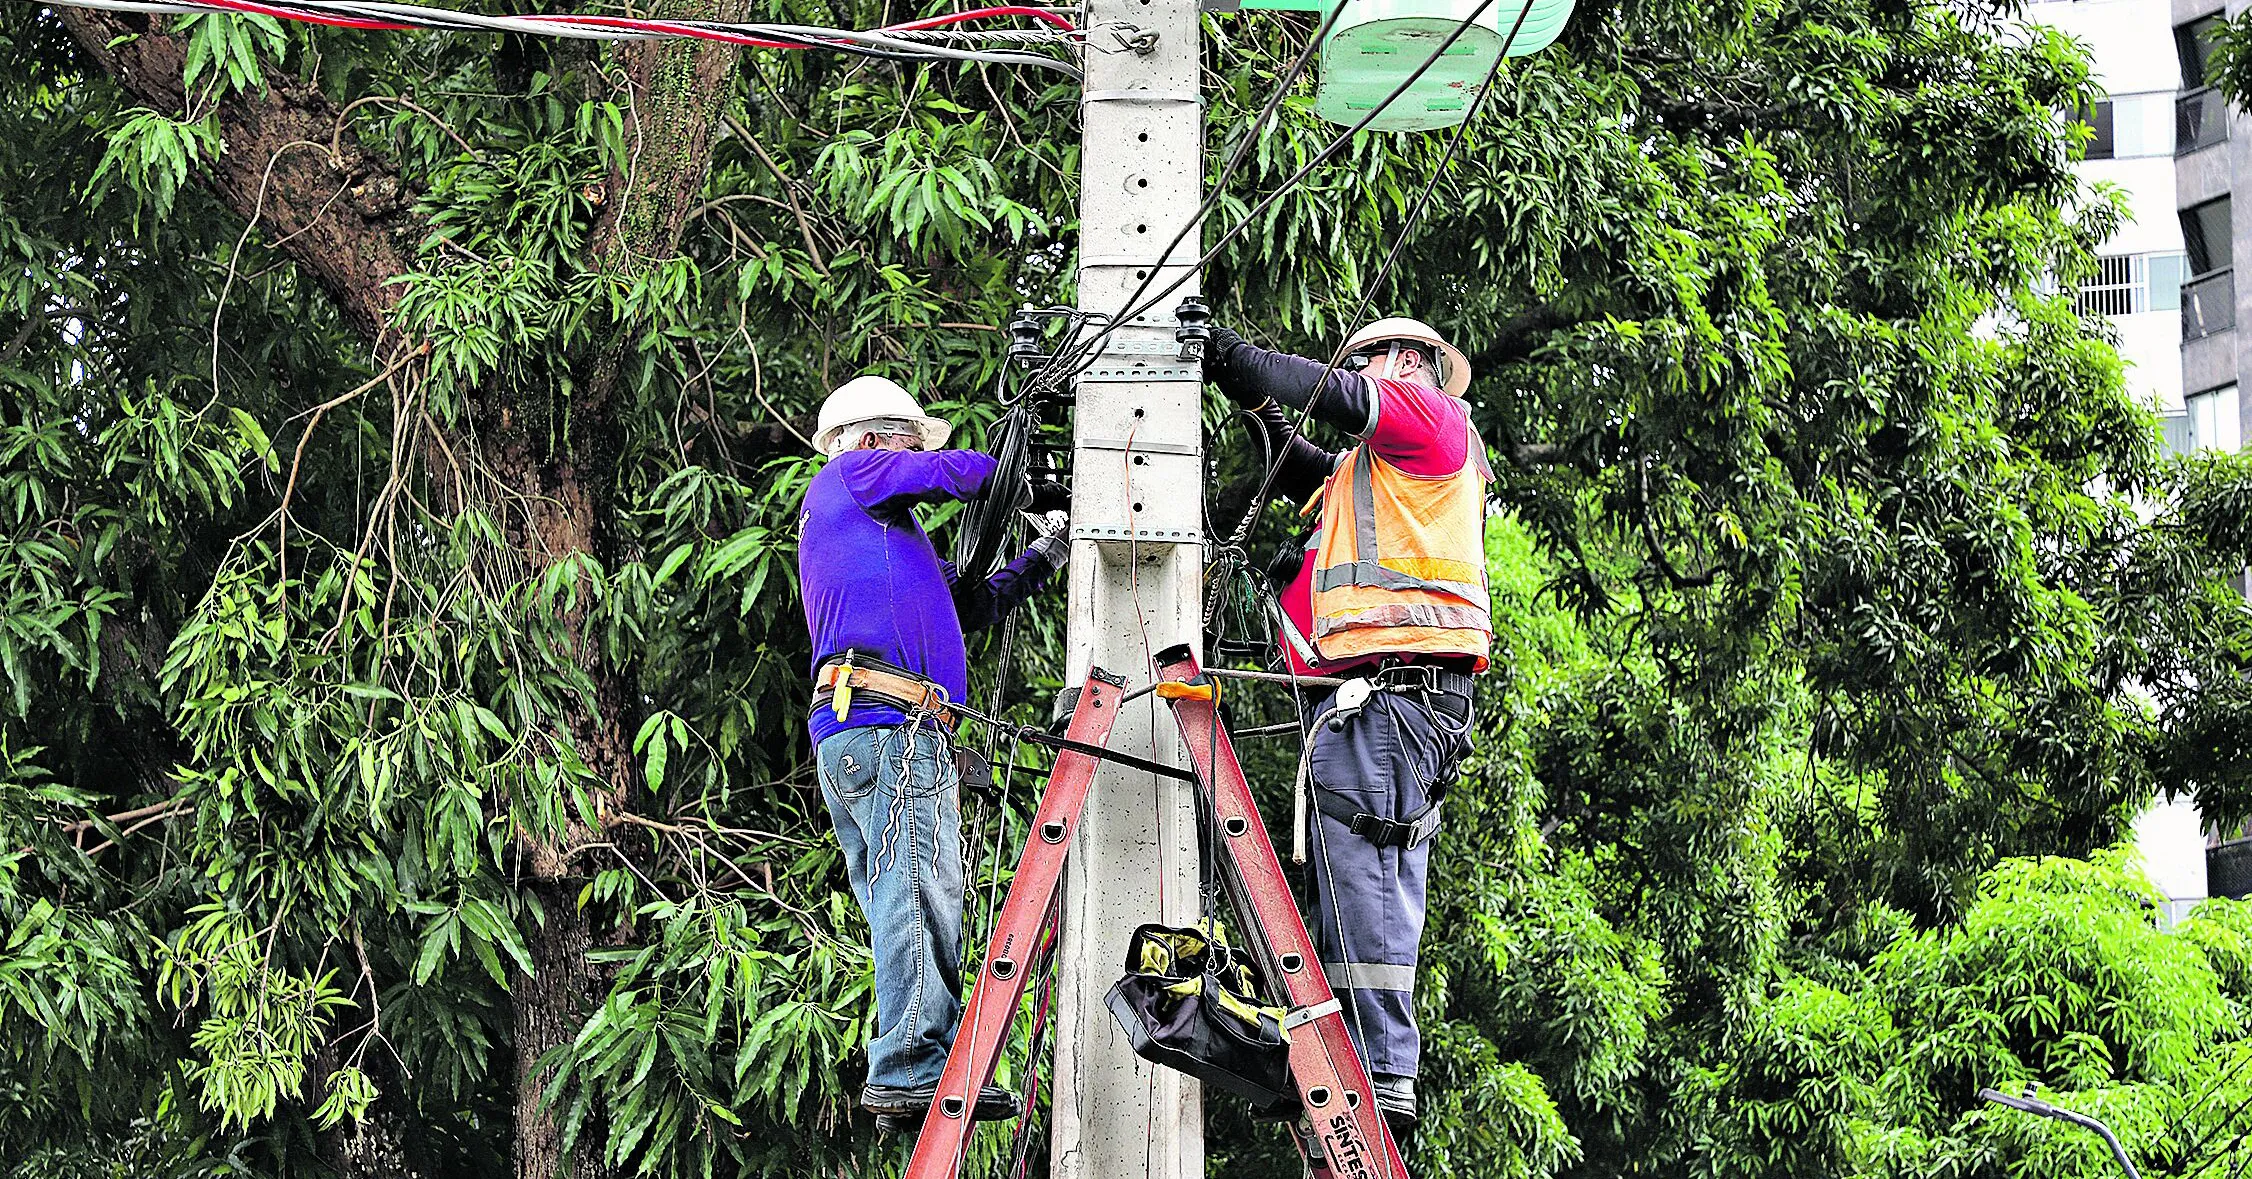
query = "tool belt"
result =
(1104, 921, 1298, 1116)
(812, 652, 959, 732)
(1310, 662, 1475, 849)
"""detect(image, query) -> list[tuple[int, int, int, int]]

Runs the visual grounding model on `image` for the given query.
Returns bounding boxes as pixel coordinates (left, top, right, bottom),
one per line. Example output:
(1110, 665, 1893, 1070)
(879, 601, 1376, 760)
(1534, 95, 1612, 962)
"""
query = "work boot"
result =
(1372, 1073, 1417, 1138)
(863, 1084, 1022, 1133)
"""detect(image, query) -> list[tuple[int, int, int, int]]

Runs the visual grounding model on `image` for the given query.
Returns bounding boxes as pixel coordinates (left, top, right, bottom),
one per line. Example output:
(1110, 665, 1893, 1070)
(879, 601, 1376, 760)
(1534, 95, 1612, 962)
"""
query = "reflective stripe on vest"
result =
(1308, 406, 1493, 665)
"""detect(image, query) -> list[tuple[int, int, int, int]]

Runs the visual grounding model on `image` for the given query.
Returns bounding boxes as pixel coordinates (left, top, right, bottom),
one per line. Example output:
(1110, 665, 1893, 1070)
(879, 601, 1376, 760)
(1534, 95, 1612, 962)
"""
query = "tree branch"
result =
(58, 9, 422, 341)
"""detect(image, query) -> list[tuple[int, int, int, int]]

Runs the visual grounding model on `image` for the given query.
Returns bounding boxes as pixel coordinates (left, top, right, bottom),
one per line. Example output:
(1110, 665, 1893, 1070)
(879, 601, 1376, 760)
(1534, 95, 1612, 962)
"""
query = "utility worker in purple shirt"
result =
(797, 374, 1070, 1132)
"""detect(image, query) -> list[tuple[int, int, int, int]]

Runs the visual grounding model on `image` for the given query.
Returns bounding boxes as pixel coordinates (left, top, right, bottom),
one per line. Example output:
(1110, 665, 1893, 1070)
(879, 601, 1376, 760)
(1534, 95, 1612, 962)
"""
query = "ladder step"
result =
(904, 669, 1131, 1179)
(1155, 645, 1412, 1179)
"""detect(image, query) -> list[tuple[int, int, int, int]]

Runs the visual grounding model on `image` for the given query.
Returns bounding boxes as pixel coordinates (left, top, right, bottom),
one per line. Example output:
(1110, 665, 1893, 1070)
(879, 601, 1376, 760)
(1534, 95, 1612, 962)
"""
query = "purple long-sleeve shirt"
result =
(798, 447, 1056, 744)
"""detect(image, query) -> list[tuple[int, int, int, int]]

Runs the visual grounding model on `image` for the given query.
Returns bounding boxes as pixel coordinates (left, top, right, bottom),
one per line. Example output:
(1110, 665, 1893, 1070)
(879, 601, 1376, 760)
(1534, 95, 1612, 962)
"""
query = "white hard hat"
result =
(1342, 317, 1472, 399)
(813, 375, 954, 456)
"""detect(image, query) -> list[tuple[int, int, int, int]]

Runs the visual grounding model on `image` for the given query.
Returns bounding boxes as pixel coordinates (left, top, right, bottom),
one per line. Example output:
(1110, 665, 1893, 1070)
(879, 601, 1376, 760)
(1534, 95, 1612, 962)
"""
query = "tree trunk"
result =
(314, 1044, 423, 1179)
(513, 879, 603, 1179)
(495, 15, 751, 1179)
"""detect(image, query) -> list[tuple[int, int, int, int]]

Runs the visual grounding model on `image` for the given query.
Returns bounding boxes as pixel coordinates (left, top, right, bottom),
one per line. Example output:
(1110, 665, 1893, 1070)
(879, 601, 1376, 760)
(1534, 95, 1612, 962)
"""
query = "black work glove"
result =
(1203, 324, 1265, 407)
(1023, 476, 1071, 513)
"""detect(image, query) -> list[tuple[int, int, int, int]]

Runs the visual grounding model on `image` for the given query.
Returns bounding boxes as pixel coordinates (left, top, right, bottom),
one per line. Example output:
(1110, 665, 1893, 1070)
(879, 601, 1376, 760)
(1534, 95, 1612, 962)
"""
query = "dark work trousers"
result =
(1304, 683, 1473, 1082)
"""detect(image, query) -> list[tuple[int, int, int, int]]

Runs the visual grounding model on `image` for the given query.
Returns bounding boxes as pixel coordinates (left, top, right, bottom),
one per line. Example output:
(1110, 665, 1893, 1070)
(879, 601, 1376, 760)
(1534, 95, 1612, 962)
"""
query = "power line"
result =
(32, 0, 1089, 75)
(1060, 0, 1512, 370)
(1088, 0, 1353, 357)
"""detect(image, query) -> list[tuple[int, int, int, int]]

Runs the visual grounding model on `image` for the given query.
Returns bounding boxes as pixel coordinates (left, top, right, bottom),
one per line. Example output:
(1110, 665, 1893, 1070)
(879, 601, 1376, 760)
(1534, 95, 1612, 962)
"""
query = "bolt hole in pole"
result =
(1133, 502, 1145, 512)
(1138, 178, 1150, 187)
(1136, 224, 1149, 233)
(941, 1095, 967, 1119)
(1133, 454, 1147, 465)
(1307, 1087, 1332, 1107)
(1280, 953, 1304, 972)
(992, 957, 1018, 981)
(1042, 819, 1068, 843)
(1223, 816, 1248, 836)
(1137, 131, 1149, 142)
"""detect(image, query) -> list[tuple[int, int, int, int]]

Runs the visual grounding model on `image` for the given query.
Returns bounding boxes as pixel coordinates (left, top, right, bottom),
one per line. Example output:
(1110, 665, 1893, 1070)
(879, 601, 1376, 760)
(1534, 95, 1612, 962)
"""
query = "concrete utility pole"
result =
(1050, 0, 1206, 1171)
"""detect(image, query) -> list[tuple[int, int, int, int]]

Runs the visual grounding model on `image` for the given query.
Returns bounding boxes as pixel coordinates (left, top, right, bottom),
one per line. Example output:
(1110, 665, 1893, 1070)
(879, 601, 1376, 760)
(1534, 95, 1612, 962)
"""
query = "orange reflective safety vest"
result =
(1304, 411, 1495, 667)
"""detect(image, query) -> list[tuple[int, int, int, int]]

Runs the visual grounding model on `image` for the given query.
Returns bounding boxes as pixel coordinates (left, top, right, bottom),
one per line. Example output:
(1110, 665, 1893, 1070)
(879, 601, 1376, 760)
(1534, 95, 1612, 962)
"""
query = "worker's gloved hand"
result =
(1025, 510, 1071, 571)
(1203, 325, 1264, 407)
(1025, 476, 1071, 513)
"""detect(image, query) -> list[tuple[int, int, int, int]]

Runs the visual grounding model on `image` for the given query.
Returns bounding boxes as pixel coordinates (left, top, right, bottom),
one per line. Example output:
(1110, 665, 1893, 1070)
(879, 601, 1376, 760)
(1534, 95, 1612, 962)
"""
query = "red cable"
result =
(159, 0, 1074, 41)
(883, 7, 1076, 33)
(193, 0, 415, 31)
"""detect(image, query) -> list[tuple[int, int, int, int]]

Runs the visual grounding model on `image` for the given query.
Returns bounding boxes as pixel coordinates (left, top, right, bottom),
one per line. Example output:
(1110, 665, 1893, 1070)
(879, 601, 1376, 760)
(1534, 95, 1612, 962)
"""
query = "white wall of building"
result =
(2136, 796, 2210, 921)
(2034, 0, 2182, 94)
(2032, 0, 2210, 910)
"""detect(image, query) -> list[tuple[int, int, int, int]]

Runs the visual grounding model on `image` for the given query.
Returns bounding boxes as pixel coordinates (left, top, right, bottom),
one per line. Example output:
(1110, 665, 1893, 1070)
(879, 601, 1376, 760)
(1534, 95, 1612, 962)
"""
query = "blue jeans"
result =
(817, 723, 966, 1091)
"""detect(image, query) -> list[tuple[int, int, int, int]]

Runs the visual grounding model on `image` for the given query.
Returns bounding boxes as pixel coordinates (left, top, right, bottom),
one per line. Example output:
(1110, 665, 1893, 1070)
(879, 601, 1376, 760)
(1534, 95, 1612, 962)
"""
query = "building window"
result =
(2079, 94, 2176, 159)
(2075, 252, 2190, 316)
(2189, 384, 2241, 452)
(2184, 269, 2236, 339)
(2183, 196, 2231, 276)
(2177, 15, 2231, 154)
(2082, 99, 2116, 159)
(2161, 411, 2195, 456)
(2180, 87, 2230, 154)
(2151, 252, 2187, 311)
(2180, 14, 2226, 89)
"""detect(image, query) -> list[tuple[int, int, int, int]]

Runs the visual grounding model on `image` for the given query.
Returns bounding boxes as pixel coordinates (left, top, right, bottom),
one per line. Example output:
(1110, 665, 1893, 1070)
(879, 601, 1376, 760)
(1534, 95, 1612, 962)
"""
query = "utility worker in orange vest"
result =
(1200, 316, 1492, 1136)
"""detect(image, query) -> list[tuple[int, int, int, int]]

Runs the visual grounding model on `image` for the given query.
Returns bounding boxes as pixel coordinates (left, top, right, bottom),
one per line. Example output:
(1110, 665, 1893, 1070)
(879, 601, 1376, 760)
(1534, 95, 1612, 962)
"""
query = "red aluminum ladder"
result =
(904, 655, 1409, 1179)
(1154, 644, 1408, 1179)
(904, 668, 1130, 1177)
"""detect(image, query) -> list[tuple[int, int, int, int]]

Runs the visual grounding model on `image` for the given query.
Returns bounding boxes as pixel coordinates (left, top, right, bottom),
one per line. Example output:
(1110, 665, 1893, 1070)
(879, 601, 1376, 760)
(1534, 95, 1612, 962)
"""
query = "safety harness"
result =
(1307, 663, 1474, 849)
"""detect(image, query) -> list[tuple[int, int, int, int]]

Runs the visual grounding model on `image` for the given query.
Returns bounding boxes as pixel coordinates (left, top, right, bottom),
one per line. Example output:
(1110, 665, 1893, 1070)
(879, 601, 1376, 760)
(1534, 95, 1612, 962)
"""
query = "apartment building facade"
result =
(2028, 0, 2213, 916)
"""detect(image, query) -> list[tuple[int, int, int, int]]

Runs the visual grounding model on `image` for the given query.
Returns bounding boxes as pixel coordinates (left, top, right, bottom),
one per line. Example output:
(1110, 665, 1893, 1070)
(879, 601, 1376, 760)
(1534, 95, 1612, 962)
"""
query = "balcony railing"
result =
(2184, 268, 2235, 341)
(2180, 87, 2231, 155)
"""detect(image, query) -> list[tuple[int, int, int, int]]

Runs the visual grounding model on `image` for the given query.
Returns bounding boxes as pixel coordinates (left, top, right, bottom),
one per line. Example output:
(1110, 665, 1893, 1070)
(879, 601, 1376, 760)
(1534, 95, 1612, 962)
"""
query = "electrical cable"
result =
(1210, 3, 1528, 582)
(1059, 0, 1509, 372)
(1079, 0, 1352, 365)
(29, 0, 1086, 75)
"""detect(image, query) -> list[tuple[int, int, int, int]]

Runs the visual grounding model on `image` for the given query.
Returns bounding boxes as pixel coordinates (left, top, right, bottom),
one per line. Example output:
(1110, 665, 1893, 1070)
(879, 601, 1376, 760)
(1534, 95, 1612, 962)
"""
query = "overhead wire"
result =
(1211, 0, 1532, 577)
(1057, 0, 1510, 372)
(1078, 0, 1352, 365)
(31, 0, 1089, 75)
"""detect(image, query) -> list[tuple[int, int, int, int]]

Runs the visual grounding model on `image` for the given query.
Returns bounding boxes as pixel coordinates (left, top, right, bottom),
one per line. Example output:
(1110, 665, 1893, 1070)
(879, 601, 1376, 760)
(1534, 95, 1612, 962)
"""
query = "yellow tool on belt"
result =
(831, 654, 856, 721)
(813, 658, 959, 730)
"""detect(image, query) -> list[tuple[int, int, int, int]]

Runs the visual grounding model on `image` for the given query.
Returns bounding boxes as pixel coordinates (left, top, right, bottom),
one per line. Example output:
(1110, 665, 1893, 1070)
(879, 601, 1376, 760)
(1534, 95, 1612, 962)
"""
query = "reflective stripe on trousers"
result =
(1303, 684, 1472, 1080)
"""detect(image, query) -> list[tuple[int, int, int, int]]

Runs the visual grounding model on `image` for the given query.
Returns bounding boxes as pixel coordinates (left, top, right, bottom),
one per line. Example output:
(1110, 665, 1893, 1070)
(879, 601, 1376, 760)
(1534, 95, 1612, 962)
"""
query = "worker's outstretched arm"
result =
(1244, 399, 1336, 505)
(946, 513, 1069, 632)
(1203, 325, 1376, 438)
(838, 448, 999, 514)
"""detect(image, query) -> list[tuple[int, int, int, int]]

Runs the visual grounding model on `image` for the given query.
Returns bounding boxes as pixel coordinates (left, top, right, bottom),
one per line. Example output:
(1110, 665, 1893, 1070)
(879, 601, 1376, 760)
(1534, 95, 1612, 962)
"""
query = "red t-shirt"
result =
(1277, 377, 1473, 676)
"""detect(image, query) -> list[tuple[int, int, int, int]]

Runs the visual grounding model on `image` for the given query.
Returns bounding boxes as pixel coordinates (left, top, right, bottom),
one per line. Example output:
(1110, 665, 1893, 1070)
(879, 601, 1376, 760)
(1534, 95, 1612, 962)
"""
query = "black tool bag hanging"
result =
(1104, 921, 1297, 1115)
